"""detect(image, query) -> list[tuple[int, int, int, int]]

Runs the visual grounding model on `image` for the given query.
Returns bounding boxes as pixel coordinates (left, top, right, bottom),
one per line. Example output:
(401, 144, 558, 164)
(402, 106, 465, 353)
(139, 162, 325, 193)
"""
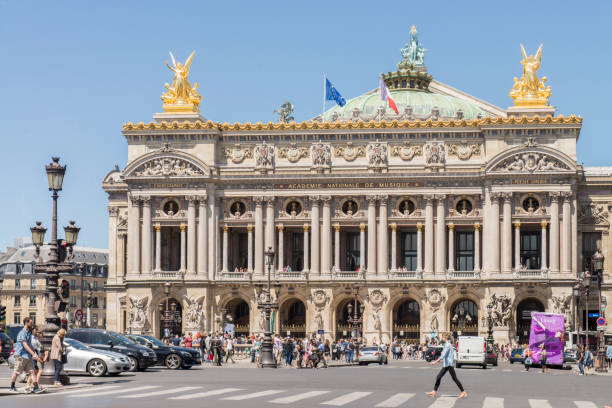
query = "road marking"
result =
(269, 390, 330, 403)
(119, 386, 202, 398)
(33, 385, 119, 397)
(321, 391, 372, 406)
(483, 397, 504, 408)
(426, 396, 457, 408)
(375, 392, 415, 407)
(222, 390, 284, 400)
(528, 399, 553, 408)
(502, 369, 512, 372)
(574, 402, 598, 408)
(70, 385, 159, 397)
(169, 387, 243, 400)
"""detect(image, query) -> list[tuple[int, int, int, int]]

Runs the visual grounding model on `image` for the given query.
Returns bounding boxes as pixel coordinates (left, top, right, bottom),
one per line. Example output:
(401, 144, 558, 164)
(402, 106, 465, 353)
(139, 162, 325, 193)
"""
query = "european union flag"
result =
(325, 77, 346, 107)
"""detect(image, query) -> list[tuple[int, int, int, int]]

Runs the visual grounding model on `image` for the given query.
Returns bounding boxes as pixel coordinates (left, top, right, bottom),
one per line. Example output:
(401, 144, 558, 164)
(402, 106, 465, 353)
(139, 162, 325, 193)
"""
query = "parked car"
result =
(357, 346, 388, 365)
(486, 347, 498, 366)
(62, 338, 131, 376)
(509, 348, 524, 364)
(126, 334, 201, 369)
(456, 336, 486, 369)
(0, 333, 13, 363)
(424, 346, 443, 362)
(66, 329, 156, 372)
(564, 349, 577, 364)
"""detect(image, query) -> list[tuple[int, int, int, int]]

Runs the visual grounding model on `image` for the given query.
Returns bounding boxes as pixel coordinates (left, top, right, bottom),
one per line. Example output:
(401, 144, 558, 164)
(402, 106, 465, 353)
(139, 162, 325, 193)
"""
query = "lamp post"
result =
(591, 249, 607, 373)
(452, 305, 472, 339)
(30, 157, 80, 385)
(258, 247, 278, 368)
(486, 303, 495, 347)
(159, 282, 175, 339)
(346, 283, 364, 339)
(574, 269, 592, 351)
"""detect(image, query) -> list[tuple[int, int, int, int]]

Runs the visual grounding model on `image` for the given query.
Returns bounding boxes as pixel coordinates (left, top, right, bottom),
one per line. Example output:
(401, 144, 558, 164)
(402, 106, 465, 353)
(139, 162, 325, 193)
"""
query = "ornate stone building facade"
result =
(103, 33, 611, 346)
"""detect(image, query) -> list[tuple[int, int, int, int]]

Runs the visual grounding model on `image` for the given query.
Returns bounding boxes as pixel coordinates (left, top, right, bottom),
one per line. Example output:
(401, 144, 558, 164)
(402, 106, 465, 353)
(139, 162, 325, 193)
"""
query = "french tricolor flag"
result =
(379, 78, 399, 114)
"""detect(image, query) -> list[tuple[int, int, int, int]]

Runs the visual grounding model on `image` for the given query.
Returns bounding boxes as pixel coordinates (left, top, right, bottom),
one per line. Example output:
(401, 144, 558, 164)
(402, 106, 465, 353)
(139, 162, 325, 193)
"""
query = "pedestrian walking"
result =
(9, 317, 43, 394)
(577, 345, 585, 375)
(540, 345, 548, 373)
(225, 337, 235, 363)
(606, 343, 612, 369)
(425, 333, 467, 400)
(523, 346, 532, 372)
(50, 328, 67, 387)
(584, 346, 592, 375)
(27, 327, 46, 391)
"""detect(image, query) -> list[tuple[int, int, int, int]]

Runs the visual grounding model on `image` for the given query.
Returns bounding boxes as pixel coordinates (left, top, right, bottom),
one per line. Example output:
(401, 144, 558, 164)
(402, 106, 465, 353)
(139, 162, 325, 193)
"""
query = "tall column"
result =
(416, 224, 423, 272)
(141, 196, 152, 274)
(378, 195, 389, 274)
(424, 196, 434, 274)
(197, 197, 208, 277)
(247, 224, 254, 273)
(215, 199, 220, 274)
(117, 232, 126, 283)
(321, 196, 332, 274)
(562, 192, 572, 272)
(127, 196, 141, 276)
(550, 193, 560, 272)
(107, 207, 119, 284)
(154, 225, 161, 272)
(334, 224, 340, 270)
(359, 224, 366, 271)
(502, 193, 512, 273)
(207, 191, 216, 280)
(222, 225, 229, 272)
(490, 192, 501, 273)
(254, 197, 265, 275)
(448, 224, 455, 272)
(435, 195, 446, 274)
(541, 221, 548, 270)
(303, 225, 310, 272)
(277, 225, 284, 271)
(180, 224, 186, 272)
(514, 222, 521, 269)
(187, 197, 197, 274)
(571, 193, 578, 274)
(390, 223, 397, 271)
(474, 223, 480, 271)
(367, 195, 377, 275)
(265, 197, 275, 256)
(310, 197, 320, 274)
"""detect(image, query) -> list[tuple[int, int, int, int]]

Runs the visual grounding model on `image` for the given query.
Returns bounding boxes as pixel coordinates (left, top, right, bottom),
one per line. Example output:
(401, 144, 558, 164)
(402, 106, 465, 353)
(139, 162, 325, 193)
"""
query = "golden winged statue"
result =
(161, 51, 202, 112)
(509, 44, 551, 107)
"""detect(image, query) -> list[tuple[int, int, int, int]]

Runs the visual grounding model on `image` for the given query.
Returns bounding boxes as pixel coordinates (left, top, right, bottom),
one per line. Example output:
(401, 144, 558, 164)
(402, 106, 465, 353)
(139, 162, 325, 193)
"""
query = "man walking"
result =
(426, 332, 467, 400)
(10, 317, 43, 393)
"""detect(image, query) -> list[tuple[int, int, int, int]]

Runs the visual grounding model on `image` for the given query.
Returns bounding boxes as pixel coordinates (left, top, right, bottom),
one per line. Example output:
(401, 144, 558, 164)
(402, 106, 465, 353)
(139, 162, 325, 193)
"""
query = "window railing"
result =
(513, 268, 548, 279)
(151, 271, 185, 280)
(446, 270, 481, 279)
(389, 269, 421, 279)
(219, 271, 251, 280)
(332, 269, 365, 280)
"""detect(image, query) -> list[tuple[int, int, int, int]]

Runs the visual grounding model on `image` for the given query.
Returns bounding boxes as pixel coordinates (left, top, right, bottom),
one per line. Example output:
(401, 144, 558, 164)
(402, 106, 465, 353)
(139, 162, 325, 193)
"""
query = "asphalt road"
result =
(1, 359, 611, 407)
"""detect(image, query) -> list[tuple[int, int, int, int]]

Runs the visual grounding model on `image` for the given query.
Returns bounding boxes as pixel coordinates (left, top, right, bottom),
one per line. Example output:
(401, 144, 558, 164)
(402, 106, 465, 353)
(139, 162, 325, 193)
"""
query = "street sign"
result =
(597, 317, 606, 326)
(74, 309, 83, 322)
(589, 313, 600, 318)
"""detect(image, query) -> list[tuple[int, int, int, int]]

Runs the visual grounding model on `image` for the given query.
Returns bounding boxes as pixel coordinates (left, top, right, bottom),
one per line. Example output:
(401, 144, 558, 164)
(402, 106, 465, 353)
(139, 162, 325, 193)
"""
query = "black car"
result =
(0, 333, 13, 363)
(127, 334, 201, 370)
(486, 347, 498, 366)
(66, 329, 156, 372)
(425, 346, 443, 362)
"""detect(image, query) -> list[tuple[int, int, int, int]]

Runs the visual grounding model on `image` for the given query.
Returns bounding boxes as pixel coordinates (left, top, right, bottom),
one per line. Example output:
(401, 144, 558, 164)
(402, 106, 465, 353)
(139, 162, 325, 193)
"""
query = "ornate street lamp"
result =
(346, 283, 364, 339)
(486, 303, 495, 347)
(30, 157, 79, 385)
(591, 249, 607, 373)
(258, 247, 278, 368)
(452, 305, 472, 337)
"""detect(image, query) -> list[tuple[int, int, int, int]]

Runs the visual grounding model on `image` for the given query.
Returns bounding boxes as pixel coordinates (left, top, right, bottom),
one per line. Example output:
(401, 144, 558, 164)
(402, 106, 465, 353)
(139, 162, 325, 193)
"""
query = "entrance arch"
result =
(336, 298, 363, 339)
(393, 299, 420, 340)
(516, 298, 545, 344)
(280, 298, 306, 338)
(449, 299, 478, 336)
(158, 297, 183, 339)
(226, 298, 250, 337)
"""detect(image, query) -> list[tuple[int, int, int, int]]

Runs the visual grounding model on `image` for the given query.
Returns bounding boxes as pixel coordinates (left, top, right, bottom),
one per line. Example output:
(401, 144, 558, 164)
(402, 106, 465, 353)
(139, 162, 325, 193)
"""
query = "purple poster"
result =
(529, 312, 565, 366)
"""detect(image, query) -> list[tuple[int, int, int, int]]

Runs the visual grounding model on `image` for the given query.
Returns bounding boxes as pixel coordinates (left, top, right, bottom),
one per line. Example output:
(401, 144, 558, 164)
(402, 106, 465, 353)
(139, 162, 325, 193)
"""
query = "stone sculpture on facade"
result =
(487, 294, 513, 327)
(447, 143, 481, 160)
(161, 51, 202, 112)
(424, 289, 446, 333)
(398, 25, 426, 70)
(494, 152, 570, 173)
(334, 143, 366, 161)
(311, 143, 332, 167)
(183, 295, 205, 331)
(425, 142, 445, 165)
(552, 294, 572, 330)
(278, 144, 309, 163)
(310, 289, 330, 332)
(274, 101, 295, 123)
(224, 145, 253, 164)
(254, 142, 275, 171)
(509, 44, 551, 107)
(391, 143, 422, 161)
(367, 142, 388, 170)
(128, 296, 149, 333)
(578, 201, 609, 225)
(134, 158, 203, 177)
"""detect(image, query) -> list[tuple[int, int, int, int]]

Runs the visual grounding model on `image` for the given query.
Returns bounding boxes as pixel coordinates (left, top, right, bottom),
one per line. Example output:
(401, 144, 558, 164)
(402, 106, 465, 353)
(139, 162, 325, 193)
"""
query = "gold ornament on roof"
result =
(509, 44, 551, 107)
(161, 51, 202, 113)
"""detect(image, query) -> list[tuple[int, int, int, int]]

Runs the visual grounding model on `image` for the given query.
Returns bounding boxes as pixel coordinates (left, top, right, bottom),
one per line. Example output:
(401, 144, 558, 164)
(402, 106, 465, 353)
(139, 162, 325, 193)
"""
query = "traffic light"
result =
(60, 279, 70, 300)
(58, 239, 67, 262)
(0, 305, 6, 321)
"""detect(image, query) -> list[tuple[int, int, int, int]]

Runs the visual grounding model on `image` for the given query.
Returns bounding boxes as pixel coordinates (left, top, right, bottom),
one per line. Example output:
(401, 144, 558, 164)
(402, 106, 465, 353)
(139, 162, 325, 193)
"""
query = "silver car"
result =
(357, 346, 388, 365)
(63, 338, 131, 376)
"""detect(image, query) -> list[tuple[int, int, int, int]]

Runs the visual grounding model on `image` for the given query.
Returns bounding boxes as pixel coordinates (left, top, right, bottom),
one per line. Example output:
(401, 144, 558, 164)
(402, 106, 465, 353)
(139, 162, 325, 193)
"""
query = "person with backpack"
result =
(523, 346, 533, 372)
(584, 346, 592, 375)
(577, 345, 585, 375)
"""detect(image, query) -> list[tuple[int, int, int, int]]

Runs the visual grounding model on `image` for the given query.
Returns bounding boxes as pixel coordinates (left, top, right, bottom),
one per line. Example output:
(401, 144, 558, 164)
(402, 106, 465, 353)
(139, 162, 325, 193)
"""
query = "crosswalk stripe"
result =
(483, 397, 504, 408)
(70, 385, 159, 397)
(169, 387, 243, 400)
(375, 392, 415, 407)
(574, 402, 598, 408)
(502, 369, 512, 372)
(119, 386, 202, 398)
(269, 390, 330, 404)
(222, 390, 283, 400)
(427, 396, 457, 408)
(35, 385, 119, 397)
(321, 392, 372, 406)
(528, 399, 553, 408)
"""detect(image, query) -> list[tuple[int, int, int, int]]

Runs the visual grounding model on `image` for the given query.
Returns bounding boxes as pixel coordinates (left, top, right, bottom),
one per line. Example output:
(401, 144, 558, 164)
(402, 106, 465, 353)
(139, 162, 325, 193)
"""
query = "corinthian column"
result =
(141, 196, 152, 275)
(254, 197, 265, 275)
(303, 225, 310, 272)
(180, 224, 186, 272)
(367, 195, 378, 275)
(416, 224, 423, 272)
(378, 195, 389, 274)
(310, 197, 320, 274)
(277, 224, 284, 271)
(474, 223, 480, 271)
(186, 196, 197, 274)
(334, 224, 340, 270)
(390, 223, 397, 271)
(155, 225, 161, 272)
(490, 192, 501, 273)
(562, 192, 572, 272)
(424, 196, 434, 274)
(359, 223, 366, 271)
(127, 196, 141, 276)
(435, 195, 446, 274)
(207, 190, 217, 280)
(502, 193, 512, 273)
(550, 193, 560, 272)
(247, 224, 253, 273)
(265, 197, 276, 261)
(321, 196, 332, 274)
(514, 222, 521, 269)
(541, 221, 548, 270)
(448, 223, 455, 272)
(222, 225, 229, 272)
(197, 197, 208, 276)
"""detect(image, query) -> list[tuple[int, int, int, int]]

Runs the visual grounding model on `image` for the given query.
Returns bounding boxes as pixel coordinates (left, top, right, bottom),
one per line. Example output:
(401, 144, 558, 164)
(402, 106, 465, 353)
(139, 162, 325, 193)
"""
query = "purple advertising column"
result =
(529, 312, 565, 366)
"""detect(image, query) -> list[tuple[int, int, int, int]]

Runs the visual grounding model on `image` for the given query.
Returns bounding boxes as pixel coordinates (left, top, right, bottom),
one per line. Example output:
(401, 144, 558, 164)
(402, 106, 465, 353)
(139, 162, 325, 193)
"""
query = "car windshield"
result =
(64, 338, 89, 351)
(143, 336, 166, 347)
(361, 347, 378, 351)
(109, 333, 134, 346)
(513, 348, 524, 354)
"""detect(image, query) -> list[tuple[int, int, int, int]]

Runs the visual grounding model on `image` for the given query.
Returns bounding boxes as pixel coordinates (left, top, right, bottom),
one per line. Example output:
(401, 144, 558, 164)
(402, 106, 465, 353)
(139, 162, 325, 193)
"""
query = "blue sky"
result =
(0, 1, 610, 250)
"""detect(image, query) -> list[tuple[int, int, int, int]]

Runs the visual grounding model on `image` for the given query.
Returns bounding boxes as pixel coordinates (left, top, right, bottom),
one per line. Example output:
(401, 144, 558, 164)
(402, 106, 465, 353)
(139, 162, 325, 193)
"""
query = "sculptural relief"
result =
(367, 143, 388, 167)
(223, 145, 253, 164)
(367, 289, 388, 311)
(277, 144, 308, 163)
(184, 295, 206, 331)
(254, 142, 275, 169)
(578, 201, 609, 225)
(487, 294, 513, 327)
(552, 294, 572, 330)
(334, 143, 366, 161)
(134, 158, 203, 177)
(391, 143, 422, 161)
(425, 142, 445, 165)
(447, 143, 481, 160)
(493, 152, 570, 173)
(311, 143, 332, 167)
(128, 296, 149, 333)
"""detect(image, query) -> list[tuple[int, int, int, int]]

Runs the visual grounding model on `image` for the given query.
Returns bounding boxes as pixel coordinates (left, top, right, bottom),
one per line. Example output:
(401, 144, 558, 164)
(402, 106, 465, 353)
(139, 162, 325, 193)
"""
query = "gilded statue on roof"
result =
(398, 25, 426, 70)
(509, 44, 551, 107)
(161, 51, 202, 112)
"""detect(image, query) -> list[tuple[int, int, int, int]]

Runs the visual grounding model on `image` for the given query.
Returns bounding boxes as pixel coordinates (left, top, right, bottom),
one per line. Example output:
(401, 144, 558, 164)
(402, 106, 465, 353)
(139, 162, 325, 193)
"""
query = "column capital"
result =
(277, 224, 284, 231)
(154, 224, 161, 232)
(303, 224, 310, 232)
(180, 224, 187, 232)
(502, 192, 513, 202)
(561, 191, 572, 201)
(448, 223, 454, 230)
(359, 223, 366, 231)
(434, 194, 447, 201)
(223, 224, 229, 232)
(140, 195, 152, 204)
(308, 195, 321, 203)
(186, 195, 199, 204)
(366, 195, 378, 204)
(254, 196, 265, 206)
(377, 194, 389, 203)
(541, 220, 548, 228)
(390, 223, 397, 231)
(490, 191, 503, 200)
(263, 196, 275, 204)
(423, 194, 435, 204)
(514, 221, 521, 229)
(247, 224, 254, 232)
(108, 206, 120, 217)
(321, 195, 332, 203)
(416, 223, 423, 231)
(198, 195, 208, 204)
(129, 195, 141, 205)
(549, 191, 561, 203)
(333, 224, 341, 232)
(474, 222, 480, 231)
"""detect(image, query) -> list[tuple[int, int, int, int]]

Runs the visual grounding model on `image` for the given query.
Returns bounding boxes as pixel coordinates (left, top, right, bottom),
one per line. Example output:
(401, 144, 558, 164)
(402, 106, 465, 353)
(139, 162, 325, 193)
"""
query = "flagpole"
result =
(322, 73, 326, 122)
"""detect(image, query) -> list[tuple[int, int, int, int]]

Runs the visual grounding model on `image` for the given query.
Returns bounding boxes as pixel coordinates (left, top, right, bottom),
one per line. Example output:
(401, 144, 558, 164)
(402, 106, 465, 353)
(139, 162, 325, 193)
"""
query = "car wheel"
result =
(165, 354, 182, 370)
(87, 359, 107, 377)
(456, 364, 461, 368)
(482, 363, 487, 369)
(379, 361, 383, 365)
(510, 360, 514, 364)
(128, 356, 139, 372)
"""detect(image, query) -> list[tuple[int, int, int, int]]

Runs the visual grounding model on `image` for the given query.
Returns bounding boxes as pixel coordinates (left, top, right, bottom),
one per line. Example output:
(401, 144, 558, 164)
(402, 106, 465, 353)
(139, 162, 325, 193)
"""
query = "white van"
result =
(455, 336, 486, 369)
